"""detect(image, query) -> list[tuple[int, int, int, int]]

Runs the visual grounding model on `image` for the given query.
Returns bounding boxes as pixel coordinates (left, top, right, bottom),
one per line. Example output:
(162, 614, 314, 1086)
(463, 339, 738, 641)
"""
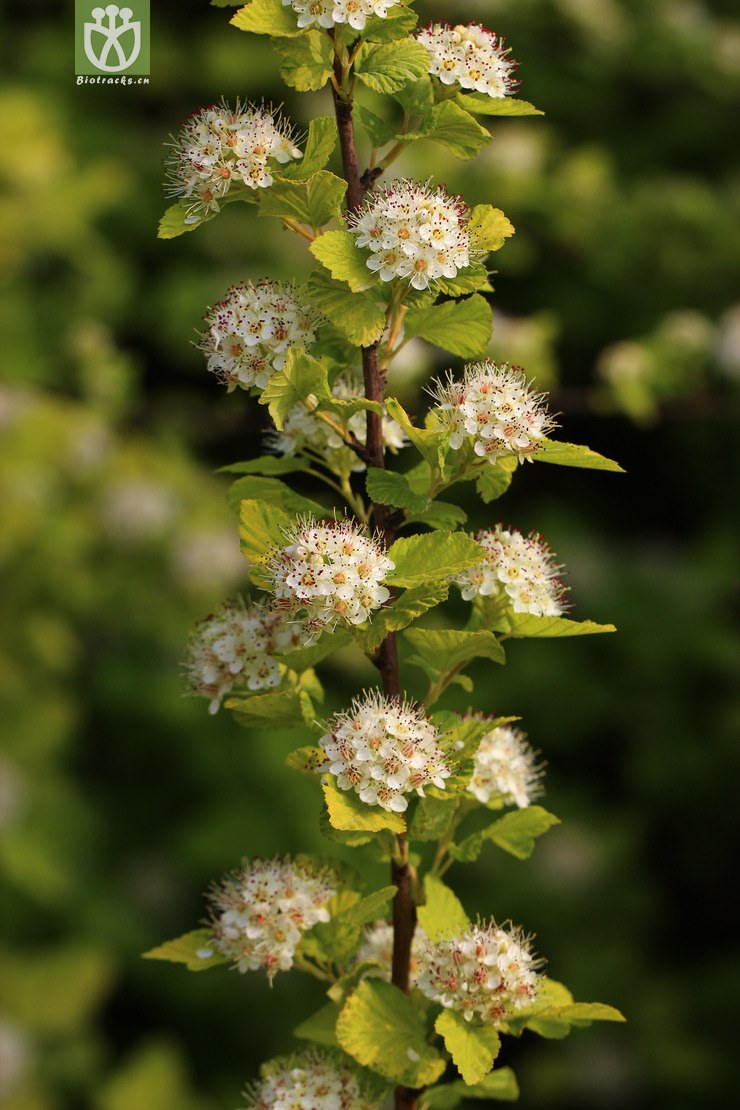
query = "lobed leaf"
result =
(468, 205, 516, 253)
(449, 806, 561, 863)
(354, 39, 432, 94)
(336, 979, 446, 1087)
(435, 1009, 501, 1087)
(230, 0, 302, 36)
(387, 531, 483, 588)
(258, 170, 347, 228)
(276, 35, 334, 93)
(310, 229, 378, 292)
(404, 295, 493, 358)
(142, 930, 227, 972)
(417, 875, 470, 942)
(363, 5, 419, 44)
(258, 346, 331, 429)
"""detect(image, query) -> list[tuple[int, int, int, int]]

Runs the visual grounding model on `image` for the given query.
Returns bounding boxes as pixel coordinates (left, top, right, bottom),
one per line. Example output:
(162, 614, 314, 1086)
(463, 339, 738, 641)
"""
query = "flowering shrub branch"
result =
(146, 2, 626, 1108)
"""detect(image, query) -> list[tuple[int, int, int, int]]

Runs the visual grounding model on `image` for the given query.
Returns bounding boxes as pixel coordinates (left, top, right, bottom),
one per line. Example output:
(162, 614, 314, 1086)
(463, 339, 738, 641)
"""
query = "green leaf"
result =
(363, 5, 419, 44)
(498, 613, 617, 638)
(294, 1001, 340, 1047)
(337, 885, 397, 928)
(258, 170, 347, 229)
(323, 781, 405, 835)
(238, 497, 291, 566)
(450, 806, 561, 863)
(157, 201, 215, 239)
(417, 875, 469, 942)
(278, 628, 352, 672)
(423, 1068, 519, 1106)
(142, 930, 227, 972)
(534, 439, 624, 472)
(435, 263, 492, 296)
(284, 117, 337, 179)
(468, 205, 516, 253)
(387, 531, 483, 588)
(410, 795, 460, 842)
(218, 455, 312, 476)
(354, 39, 432, 93)
(475, 457, 518, 503)
(457, 94, 544, 117)
(285, 746, 327, 777)
(275, 35, 334, 93)
(258, 346, 331, 430)
(366, 468, 428, 512)
(394, 73, 435, 116)
(310, 229, 378, 292)
(354, 581, 449, 654)
(405, 295, 493, 358)
(403, 628, 505, 671)
(226, 474, 327, 517)
(337, 980, 446, 1087)
(230, 0, 302, 36)
(406, 500, 468, 531)
(404, 101, 491, 159)
(385, 397, 444, 467)
(306, 270, 387, 346)
(226, 686, 314, 729)
(354, 103, 396, 147)
(503, 982, 625, 1039)
(435, 1010, 501, 1086)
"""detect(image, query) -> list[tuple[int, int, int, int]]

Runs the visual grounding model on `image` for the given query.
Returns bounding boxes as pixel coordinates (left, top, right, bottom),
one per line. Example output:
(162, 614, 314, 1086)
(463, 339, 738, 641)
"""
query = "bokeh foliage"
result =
(1, 1, 738, 1108)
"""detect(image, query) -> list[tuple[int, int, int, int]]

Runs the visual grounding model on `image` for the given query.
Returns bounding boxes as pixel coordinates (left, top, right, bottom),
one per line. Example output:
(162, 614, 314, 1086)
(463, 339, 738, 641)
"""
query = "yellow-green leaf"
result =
(534, 439, 624, 472)
(435, 1009, 501, 1086)
(230, 0, 302, 36)
(404, 295, 493, 358)
(468, 205, 515, 252)
(323, 781, 406, 835)
(309, 229, 378, 292)
(142, 930, 227, 972)
(417, 875, 469, 942)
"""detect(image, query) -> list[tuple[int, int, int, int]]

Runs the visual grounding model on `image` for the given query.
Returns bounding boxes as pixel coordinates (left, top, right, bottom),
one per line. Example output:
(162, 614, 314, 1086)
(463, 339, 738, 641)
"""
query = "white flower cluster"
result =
(206, 857, 336, 982)
(417, 23, 519, 99)
(347, 180, 473, 291)
(320, 691, 452, 813)
(269, 374, 407, 473)
(165, 100, 302, 220)
(283, 0, 400, 33)
(416, 921, 541, 1024)
(183, 599, 301, 715)
(468, 723, 543, 808)
(453, 525, 568, 616)
(432, 361, 554, 463)
(356, 920, 426, 982)
(267, 518, 394, 640)
(243, 1051, 381, 1110)
(199, 280, 322, 392)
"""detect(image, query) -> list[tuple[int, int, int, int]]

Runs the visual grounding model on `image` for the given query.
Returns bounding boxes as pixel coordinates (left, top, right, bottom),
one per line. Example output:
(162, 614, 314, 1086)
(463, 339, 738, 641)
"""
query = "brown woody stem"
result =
(330, 72, 417, 1110)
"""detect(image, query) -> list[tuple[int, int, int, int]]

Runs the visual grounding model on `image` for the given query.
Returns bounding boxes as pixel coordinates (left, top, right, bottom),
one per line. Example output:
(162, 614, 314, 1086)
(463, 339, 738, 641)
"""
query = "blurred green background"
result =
(1, 0, 739, 1107)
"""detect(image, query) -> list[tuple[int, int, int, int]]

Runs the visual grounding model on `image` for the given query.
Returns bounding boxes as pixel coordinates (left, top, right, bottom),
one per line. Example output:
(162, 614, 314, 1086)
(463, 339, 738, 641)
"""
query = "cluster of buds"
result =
(431, 361, 554, 463)
(165, 100, 302, 220)
(467, 721, 543, 808)
(242, 1050, 382, 1110)
(418, 23, 519, 99)
(348, 180, 473, 291)
(198, 280, 322, 392)
(205, 857, 336, 982)
(320, 690, 452, 813)
(267, 518, 394, 640)
(415, 921, 541, 1023)
(182, 599, 301, 715)
(452, 525, 568, 617)
(356, 920, 426, 983)
(283, 0, 401, 33)
(268, 374, 407, 473)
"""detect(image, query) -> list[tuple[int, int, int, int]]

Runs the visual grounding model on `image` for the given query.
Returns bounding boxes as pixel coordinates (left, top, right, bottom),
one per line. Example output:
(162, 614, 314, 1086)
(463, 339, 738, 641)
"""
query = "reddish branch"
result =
(331, 72, 419, 1110)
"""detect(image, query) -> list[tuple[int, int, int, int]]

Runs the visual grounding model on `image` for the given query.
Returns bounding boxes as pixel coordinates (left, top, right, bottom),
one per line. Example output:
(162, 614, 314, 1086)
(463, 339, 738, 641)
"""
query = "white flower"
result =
(431, 361, 555, 463)
(417, 22, 519, 99)
(242, 1050, 381, 1110)
(452, 525, 568, 616)
(416, 921, 541, 1024)
(347, 180, 474, 291)
(267, 518, 394, 640)
(320, 690, 452, 813)
(268, 373, 407, 472)
(207, 857, 337, 982)
(283, 0, 400, 33)
(165, 99, 302, 220)
(355, 920, 426, 983)
(467, 722, 543, 808)
(199, 280, 322, 392)
(183, 598, 302, 714)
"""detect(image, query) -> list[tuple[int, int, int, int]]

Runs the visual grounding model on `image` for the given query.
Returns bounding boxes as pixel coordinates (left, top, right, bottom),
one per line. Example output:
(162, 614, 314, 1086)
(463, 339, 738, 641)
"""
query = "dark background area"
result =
(1, 1, 739, 1107)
